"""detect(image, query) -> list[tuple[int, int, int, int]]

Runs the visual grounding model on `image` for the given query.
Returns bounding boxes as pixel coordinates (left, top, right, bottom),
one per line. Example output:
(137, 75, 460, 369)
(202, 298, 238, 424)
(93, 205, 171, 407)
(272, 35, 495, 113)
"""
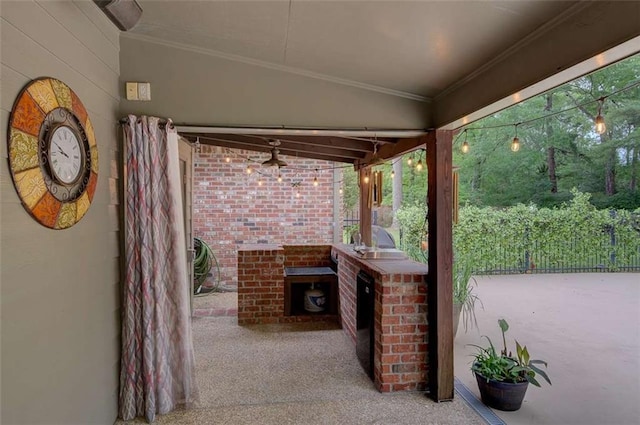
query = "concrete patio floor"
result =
(454, 273, 640, 425)
(118, 316, 485, 424)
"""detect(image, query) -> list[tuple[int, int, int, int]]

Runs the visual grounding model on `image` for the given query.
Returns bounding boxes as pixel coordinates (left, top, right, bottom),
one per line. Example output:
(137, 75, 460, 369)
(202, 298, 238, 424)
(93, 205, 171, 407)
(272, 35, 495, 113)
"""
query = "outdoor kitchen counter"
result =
(331, 243, 428, 275)
(331, 243, 429, 393)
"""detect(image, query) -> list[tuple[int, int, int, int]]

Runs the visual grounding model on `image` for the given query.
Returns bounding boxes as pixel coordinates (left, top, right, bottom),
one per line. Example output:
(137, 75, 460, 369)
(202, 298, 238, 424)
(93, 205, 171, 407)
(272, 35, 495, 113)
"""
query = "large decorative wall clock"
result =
(7, 77, 99, 229)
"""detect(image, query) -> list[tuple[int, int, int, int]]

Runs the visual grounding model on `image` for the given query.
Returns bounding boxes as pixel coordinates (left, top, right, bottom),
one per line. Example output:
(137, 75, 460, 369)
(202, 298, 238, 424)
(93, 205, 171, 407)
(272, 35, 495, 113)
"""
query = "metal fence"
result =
(470, 227, 640, 274)
(398, 212, 640, 274)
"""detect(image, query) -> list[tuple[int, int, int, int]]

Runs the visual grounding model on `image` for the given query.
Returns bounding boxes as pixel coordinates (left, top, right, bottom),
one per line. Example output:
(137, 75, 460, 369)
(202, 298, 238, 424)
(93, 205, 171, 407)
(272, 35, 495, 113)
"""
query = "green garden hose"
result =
(193, 237, 220, 295)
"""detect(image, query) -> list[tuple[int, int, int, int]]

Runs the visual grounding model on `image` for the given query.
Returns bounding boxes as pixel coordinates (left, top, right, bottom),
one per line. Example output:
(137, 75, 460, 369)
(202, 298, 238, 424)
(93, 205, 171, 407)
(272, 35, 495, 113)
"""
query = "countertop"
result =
(332, 243, 428, 275)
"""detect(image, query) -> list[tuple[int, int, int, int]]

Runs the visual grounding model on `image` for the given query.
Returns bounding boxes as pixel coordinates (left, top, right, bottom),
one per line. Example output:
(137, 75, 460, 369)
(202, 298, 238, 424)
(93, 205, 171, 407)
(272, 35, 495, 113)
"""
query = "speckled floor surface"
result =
(116, 317, 485, 424)
(455, 273, 640, 425)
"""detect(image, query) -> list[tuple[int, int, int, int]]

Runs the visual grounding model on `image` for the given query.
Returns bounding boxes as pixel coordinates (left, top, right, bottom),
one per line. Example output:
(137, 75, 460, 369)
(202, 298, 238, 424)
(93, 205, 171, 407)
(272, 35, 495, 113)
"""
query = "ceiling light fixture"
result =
(511, 124, 521, 152)
(262, 140, 288, 167)
(595, 98, 606, 135)
(461, 130, 470, 154)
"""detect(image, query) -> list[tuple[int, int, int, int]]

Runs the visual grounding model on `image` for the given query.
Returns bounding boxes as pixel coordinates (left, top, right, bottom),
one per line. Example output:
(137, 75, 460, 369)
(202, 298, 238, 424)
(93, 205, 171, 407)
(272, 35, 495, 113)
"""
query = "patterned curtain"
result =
(119, 116, 198, 422)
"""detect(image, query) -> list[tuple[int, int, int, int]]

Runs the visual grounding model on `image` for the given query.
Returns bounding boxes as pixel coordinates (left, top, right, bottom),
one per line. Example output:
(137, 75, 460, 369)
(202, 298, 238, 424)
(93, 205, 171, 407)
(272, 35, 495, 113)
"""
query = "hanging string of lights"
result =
(454, 78, 640, 154)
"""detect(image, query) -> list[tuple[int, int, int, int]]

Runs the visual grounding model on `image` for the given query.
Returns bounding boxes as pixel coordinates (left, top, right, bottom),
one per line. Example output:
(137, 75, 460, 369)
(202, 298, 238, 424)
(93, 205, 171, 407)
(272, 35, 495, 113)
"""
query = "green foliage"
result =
(470, 319, 551, 387)
(453, 256, 482, 332)
(342, 167, 359, 212)
(454, 54, 640, 209)
(450, 189, 640, 272)
(395, 203, 428, 262)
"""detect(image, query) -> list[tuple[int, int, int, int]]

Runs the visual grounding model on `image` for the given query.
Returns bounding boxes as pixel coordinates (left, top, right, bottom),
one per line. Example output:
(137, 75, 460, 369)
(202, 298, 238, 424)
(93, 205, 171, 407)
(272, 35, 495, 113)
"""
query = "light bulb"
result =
(595, 114, 606, 134)
(391, 170, 395, 179)
(461, 141, 470, 154)
(363, 175, 370, 184)
(339, 188, 343, 194)
(407, 157, 413, 166)
(295, 191, 300, 198)
(246, 165, 252, 174)
(258, 179, 263, 186)
(416, 160, 423, 171)
(511, 137, 520, 152)
(313, 176, 319, 187)
(225, 156, 231, 163)
(277, 174, 283, 183)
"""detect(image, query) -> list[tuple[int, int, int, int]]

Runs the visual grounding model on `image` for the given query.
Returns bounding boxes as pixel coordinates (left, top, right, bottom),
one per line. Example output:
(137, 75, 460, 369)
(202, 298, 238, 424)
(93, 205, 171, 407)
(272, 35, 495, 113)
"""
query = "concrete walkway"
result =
(454, 273, 640, 425)
(118, 316, 485, 424)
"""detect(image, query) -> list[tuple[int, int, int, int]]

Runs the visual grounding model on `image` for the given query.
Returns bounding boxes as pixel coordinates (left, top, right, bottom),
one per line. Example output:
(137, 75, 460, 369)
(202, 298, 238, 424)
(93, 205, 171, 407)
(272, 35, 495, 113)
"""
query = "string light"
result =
(407, 156, 413, 166)
(595, 98, 606, 134)
(452, 79, 640, 152)
(461, 129, 470, 154)
(277, 173, 283, 183)
(416, 158, 423, 171)
(295, 191, 300, 198)
(313, 176, 319, 187)
(225, 155, 231, 163)
(391, 170, 395, 179)
(363, 173, 370, 184)
(258, 178, 263, 186)
(511, 124, 521, 152)
(339, 187, 343, 194)
(246, 164, 252, 174)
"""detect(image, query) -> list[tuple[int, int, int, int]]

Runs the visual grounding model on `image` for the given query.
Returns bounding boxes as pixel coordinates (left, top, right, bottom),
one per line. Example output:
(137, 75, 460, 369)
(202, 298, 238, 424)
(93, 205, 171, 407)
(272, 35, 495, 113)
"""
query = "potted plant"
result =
(453, 257, 481, 337)
(470, 319, 551, 411)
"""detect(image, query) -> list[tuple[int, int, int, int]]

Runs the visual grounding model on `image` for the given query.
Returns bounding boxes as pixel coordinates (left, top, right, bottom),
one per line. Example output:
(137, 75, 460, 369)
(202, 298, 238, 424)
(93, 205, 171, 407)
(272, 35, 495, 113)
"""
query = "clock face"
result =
(7, 77, 99, 229)
(48, 125, 84, 185)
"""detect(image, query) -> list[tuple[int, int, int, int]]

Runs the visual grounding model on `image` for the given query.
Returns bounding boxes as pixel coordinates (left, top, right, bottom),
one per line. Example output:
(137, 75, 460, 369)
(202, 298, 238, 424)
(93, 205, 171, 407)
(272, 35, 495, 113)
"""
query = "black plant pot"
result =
(474, 372, 529, 411)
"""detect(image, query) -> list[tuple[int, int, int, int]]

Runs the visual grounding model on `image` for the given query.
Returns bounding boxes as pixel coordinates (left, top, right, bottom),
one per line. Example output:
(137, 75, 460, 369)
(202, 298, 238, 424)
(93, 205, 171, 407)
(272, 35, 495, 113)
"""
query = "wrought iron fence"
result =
(398, 210, 640, 274)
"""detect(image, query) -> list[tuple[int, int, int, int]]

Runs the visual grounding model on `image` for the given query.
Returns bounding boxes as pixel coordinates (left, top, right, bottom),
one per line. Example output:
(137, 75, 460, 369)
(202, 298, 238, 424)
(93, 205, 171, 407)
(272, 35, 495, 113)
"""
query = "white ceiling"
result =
(131, 0, 579, 101)
(121, 1, 639, 163)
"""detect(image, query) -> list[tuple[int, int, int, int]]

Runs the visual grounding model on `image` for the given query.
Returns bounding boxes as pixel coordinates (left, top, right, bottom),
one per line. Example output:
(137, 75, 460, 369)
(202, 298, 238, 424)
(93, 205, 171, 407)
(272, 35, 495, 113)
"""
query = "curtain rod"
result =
(118, 117, 174, 128)
(118, 118, 430, 137)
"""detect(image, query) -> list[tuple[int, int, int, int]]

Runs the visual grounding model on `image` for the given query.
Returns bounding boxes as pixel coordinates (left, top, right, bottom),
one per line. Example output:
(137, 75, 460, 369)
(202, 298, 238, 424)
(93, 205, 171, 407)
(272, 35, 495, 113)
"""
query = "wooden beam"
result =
(356, 135, 429, 169)
(185, 136, 356, 164)
(187, 131, 377, 153)
(426, 129, 454, 402)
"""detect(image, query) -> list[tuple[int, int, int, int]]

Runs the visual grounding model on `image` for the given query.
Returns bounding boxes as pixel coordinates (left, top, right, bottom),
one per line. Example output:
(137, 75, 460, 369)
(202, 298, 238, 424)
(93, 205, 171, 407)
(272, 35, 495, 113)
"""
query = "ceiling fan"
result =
(262, 140, 288, 168)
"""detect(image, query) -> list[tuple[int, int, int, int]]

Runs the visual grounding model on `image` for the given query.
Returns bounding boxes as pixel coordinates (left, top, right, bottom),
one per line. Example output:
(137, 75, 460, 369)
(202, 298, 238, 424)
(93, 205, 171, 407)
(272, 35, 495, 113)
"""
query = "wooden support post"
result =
(426, 130, 454, 401)
(359, 168, 372, 246)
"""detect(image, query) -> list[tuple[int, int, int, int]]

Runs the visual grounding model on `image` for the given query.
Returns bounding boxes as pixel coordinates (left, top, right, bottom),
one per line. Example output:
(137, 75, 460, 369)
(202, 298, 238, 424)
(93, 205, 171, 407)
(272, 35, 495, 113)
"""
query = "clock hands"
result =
(53, 141, 70, 158)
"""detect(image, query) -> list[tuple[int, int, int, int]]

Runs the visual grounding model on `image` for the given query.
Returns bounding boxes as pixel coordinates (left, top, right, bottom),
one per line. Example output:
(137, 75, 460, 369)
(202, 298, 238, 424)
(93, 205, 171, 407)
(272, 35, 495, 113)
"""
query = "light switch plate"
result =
(138, 82, 151, 101)
(125, 82, 138, 100)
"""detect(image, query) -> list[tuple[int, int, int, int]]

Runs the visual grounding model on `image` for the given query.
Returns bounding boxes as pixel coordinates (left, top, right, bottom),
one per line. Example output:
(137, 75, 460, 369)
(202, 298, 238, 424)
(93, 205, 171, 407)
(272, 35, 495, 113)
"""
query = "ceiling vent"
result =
(93, 0, 143, 31)
(262, 140, 288, 168)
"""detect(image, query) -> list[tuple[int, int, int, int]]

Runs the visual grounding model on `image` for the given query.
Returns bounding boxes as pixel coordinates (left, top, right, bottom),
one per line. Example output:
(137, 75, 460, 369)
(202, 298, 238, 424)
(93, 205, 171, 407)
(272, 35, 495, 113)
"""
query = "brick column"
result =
(237, 245, 284, 325)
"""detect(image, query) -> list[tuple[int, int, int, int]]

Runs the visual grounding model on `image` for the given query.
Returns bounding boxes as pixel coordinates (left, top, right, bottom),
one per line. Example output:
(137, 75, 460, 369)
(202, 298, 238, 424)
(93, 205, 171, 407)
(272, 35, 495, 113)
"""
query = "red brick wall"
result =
(332, 245, 428, 393)
(237, 245, 285, 325)
(237, 245, 339, 325)
(377, 273, 428, 392)
(193, 145, 341, 287)
(283, 245, 332, 268)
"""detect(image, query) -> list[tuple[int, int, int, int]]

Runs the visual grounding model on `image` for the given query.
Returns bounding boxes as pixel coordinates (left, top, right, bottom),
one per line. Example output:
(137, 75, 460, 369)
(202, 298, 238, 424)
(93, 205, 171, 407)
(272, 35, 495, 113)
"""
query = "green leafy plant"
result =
(453, 256, 482, 332)
(470, 319, 551, 387)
